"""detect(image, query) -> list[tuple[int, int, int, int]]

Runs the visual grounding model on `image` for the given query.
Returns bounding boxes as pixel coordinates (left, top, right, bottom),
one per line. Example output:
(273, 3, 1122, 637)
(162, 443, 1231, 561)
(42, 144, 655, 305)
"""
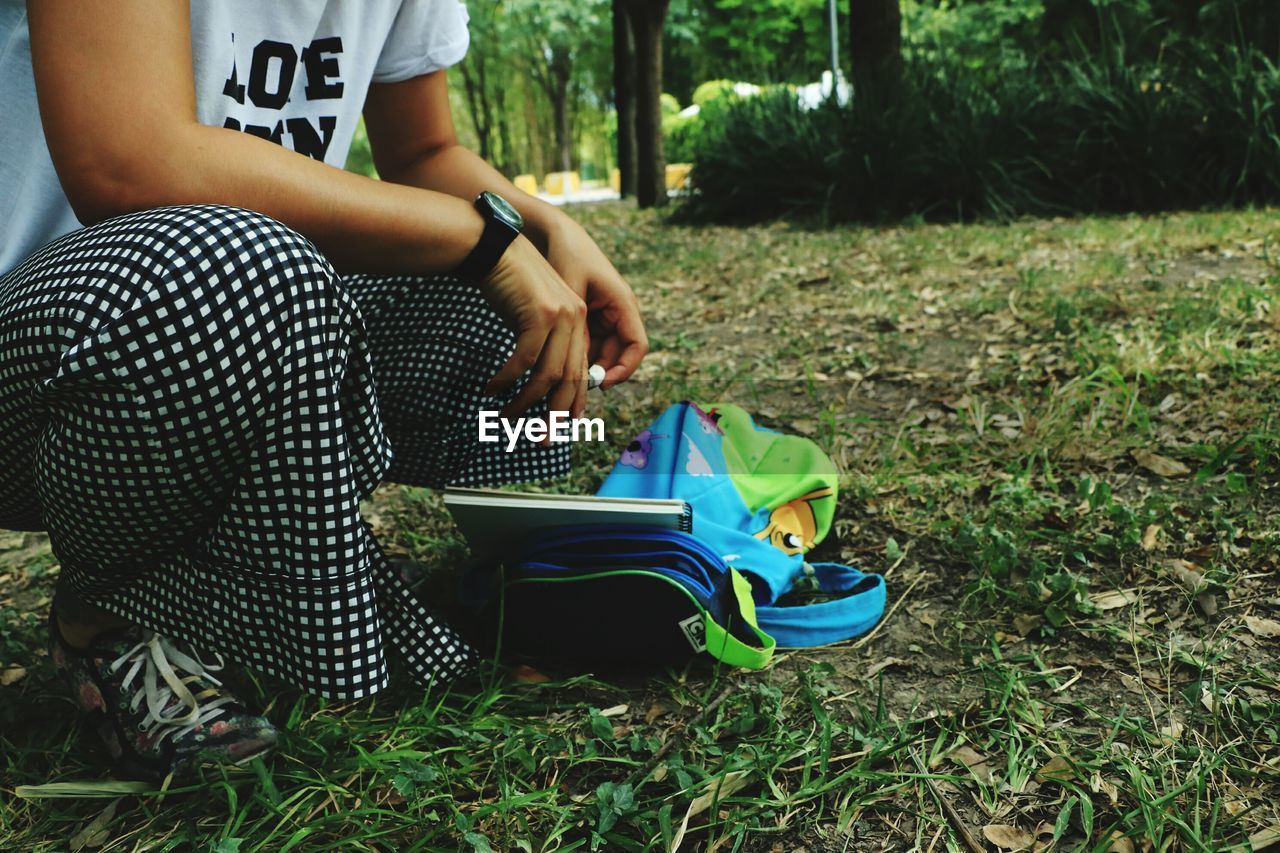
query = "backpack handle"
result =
(754, 562, 886, 648)
(700, 568, 776, 669)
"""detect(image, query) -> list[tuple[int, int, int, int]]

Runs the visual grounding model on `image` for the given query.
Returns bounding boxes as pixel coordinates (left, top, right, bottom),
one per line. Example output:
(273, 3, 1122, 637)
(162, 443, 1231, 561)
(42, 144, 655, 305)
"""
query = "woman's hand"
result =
(479, 235, 590, 420)
(542, 217, 648, 390)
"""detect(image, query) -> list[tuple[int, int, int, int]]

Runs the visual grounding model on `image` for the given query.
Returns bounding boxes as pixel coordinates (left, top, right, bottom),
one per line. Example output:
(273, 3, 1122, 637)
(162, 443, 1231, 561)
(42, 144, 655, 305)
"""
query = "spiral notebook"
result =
(443, 487, 692, 556)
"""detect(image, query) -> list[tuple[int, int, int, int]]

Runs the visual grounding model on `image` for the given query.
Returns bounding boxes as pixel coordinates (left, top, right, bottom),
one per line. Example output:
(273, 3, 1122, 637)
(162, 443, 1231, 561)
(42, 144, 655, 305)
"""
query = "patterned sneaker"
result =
(48, 612, 279, 781)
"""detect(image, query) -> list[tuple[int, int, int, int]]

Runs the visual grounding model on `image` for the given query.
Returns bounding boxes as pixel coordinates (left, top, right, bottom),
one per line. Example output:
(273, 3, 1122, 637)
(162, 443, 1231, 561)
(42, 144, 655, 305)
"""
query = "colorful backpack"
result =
(491, 402, 885, 671)
(598, 402, 886, 648)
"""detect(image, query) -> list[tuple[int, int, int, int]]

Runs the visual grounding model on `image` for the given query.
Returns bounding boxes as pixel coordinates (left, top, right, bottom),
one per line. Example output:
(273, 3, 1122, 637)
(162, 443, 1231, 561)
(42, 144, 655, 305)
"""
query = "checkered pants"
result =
(0, 205, 570, 699)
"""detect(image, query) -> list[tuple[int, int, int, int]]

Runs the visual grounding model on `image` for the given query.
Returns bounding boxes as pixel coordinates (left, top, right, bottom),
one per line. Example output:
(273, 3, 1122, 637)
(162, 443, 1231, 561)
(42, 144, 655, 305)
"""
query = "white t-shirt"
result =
(0, 0, 469, 278)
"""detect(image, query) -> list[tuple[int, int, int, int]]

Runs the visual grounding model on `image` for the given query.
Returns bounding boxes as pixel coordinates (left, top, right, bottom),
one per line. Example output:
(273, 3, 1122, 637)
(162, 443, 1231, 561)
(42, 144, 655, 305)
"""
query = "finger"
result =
(587, 316, 605, 365)
(603, 342, 647, 388)
(504, 313, 571, 419)
(593, 335, 624, 372)
(487, 327, 547, 396)
(547, 308, 587, 421)
(568, 335, 589, 423)
(601, 312, 648, 388)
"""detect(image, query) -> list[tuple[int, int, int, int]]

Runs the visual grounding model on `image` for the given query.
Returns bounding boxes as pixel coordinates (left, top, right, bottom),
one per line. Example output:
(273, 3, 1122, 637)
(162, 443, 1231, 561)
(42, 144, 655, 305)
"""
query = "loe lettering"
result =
(223, 36, 346, 107)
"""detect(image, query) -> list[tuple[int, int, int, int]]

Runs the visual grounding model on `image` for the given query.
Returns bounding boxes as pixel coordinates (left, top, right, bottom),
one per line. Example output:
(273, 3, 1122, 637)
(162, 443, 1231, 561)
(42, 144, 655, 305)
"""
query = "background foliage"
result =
(678, 0, 1280, 222)
(353, 0, 1280, 226)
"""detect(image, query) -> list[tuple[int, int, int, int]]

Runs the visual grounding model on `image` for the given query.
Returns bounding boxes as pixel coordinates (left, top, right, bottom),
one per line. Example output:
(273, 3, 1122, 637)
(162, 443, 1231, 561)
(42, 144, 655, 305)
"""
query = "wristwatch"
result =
(453, 191, 524, 282)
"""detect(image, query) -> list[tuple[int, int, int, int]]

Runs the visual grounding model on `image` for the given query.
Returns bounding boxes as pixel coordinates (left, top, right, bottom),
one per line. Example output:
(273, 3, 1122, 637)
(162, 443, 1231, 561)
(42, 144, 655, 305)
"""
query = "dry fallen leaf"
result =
(1090, 773, 1119, 804)
(1105, 831, 1136, 853)
(1132, 448, 1190, 477)
(1118, 672, 1146, 695)
(1091, 589, 1138, 611)
(599, 704, 629, 718)
(1141, 524, 1161, 551)
(1036, 755, 1076, 783)
(866, 656, 907, 678)
(1164, 559, 1219, 615)
(1244, 615, 1280, 639)
(982, 824, 1034, 850)
(668, 770, 753, 851)
(0, 666, 26, 687)
(70, 797, 119, 852)
(1248, 823, 1280, 851)
(950, 745, 995, 784)
(1013, 614, 1041, 635)
(509, 665, 550, 684)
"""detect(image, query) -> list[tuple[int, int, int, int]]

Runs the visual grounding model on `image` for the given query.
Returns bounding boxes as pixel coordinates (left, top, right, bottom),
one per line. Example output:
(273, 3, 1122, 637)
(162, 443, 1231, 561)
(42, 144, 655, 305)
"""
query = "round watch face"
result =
(483, 192, 523, 230)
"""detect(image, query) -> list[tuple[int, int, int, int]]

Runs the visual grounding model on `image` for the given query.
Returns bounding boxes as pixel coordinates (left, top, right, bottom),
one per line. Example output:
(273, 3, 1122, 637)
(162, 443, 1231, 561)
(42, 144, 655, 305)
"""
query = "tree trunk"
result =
(552, 92, 572, 173)
(459, 57, 494, 164)
(849, 0, 902, 97)
(496, 98, 513, 177)
(624, 0, 670, 209)
(535, 48, 575, 174)
(612, 0, 638, 198)
(519, 75, 545, 177)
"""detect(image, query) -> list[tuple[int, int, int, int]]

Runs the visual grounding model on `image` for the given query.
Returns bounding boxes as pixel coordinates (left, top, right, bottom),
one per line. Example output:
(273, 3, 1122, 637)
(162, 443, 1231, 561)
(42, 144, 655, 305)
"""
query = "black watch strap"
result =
(453, 195, 522, 282)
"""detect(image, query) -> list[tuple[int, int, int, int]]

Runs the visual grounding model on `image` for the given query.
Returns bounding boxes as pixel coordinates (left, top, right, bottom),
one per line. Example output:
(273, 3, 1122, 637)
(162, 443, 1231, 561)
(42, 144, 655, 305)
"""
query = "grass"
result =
(2, 204, 1280, 851)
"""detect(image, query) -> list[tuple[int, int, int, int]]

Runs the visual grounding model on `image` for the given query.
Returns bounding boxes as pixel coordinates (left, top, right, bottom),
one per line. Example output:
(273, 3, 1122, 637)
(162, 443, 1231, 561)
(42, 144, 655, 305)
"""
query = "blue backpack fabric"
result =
(598, 402, 886, 647)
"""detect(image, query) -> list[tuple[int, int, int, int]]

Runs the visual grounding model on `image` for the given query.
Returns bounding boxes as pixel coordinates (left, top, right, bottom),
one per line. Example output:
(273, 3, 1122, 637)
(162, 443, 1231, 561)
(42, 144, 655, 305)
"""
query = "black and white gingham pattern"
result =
(0, 205, 570, 699)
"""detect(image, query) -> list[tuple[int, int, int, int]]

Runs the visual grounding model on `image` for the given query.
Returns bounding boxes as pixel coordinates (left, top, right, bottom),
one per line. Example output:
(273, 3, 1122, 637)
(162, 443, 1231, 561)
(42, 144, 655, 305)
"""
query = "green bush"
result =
(691, 79, 741, 107)
(678, 46, 1280, 223)
(664, 112, 701, 164)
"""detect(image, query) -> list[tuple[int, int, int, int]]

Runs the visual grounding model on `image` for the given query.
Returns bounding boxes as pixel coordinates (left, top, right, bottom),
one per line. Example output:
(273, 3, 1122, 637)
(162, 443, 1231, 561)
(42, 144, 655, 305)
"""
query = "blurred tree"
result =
(613, 0, 638, 197)
(850, 0, 902, 91)
(508, 0, 610, 173)
(457, 1, 513, 173)
(622, 0, 672, 207)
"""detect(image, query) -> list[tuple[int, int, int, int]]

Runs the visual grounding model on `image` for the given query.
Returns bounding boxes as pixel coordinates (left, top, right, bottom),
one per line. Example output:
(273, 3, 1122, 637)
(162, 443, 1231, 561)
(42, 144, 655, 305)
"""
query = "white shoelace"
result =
(107, 633, 235, 745)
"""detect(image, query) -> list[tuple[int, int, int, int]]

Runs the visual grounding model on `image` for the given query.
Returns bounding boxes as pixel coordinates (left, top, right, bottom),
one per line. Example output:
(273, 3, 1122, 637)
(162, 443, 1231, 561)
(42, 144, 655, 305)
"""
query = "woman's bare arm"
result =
(28, 0, 481, 275)
(363, 72, 568, 253)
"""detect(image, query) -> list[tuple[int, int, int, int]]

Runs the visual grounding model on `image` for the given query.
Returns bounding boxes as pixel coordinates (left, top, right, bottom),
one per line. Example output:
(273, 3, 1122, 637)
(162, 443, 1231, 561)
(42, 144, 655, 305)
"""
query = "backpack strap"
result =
(754, 562, 886, 647)
(702, 569, 776, 669)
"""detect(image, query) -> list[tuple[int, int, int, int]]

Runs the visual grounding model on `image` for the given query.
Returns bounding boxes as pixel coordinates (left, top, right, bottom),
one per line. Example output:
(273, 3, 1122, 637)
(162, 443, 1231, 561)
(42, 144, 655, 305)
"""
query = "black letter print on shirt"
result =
(248, 41, 298, 110)
(222, 35, 345, 161)
(222, 34, 246, 103)
(302, 37, 345, 100)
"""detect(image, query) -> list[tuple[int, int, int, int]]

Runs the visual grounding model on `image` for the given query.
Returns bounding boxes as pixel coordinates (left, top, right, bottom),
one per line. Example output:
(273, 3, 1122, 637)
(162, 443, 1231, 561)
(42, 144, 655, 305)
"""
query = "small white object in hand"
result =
(587, 363, 606, 390)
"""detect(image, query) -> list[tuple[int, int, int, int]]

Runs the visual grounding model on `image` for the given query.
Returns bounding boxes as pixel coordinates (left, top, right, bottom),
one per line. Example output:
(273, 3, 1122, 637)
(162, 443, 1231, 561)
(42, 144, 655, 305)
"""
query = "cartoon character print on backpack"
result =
(619, 430, 667, 469)
(694, 405, 723, 435)
(754, 487, 835, 555)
